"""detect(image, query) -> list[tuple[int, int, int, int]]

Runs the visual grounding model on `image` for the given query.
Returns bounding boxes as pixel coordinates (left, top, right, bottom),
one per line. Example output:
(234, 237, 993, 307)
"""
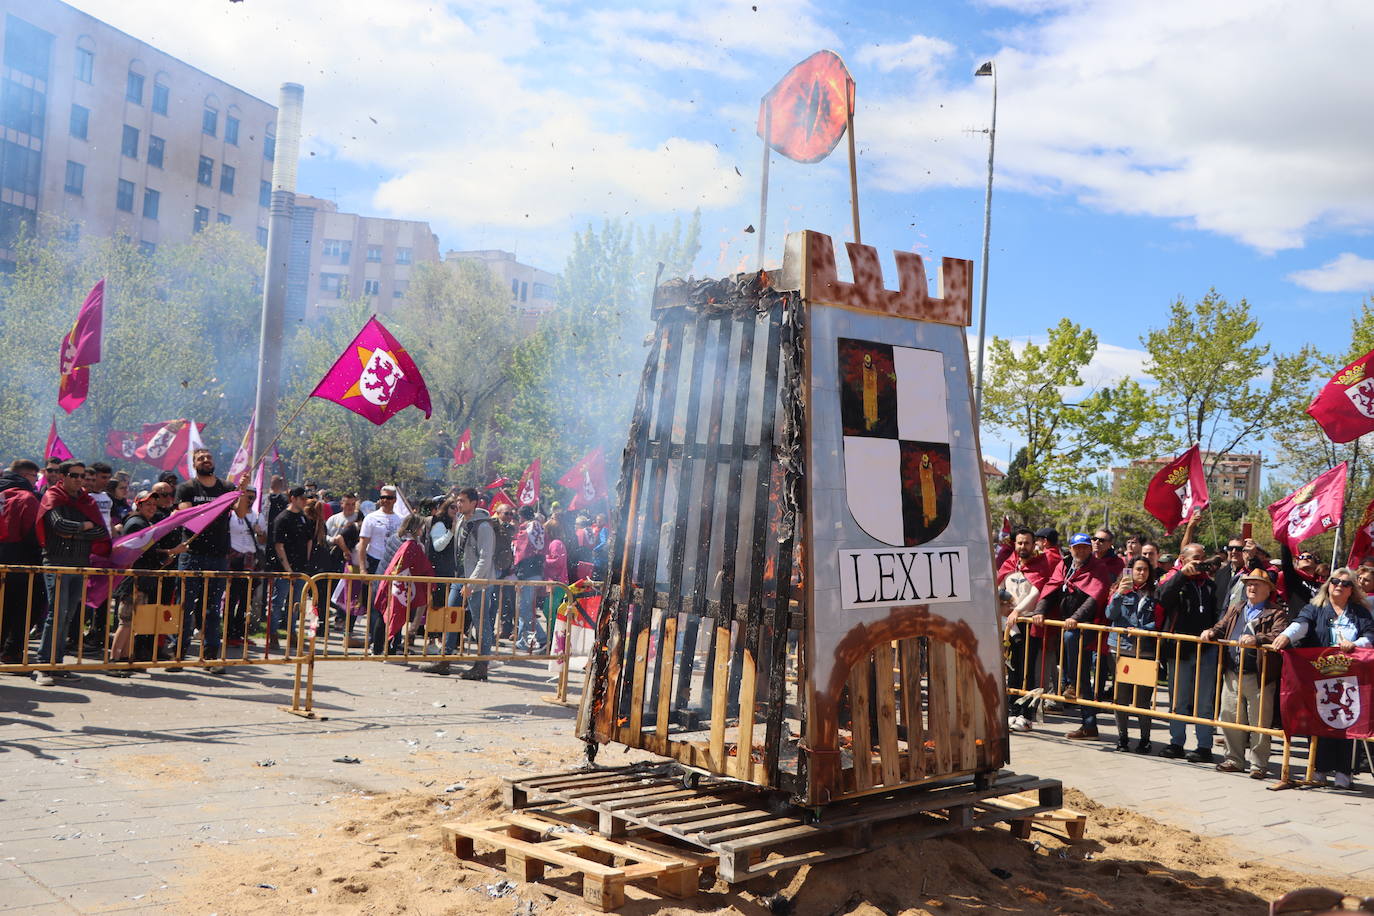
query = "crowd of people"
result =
(997, 522, 1374, 789)
(0, 449, 611, 685)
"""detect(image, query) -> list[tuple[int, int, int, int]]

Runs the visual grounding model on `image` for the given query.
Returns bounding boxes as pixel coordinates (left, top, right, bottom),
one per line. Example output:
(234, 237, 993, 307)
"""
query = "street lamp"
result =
(972, 60, 997, 419)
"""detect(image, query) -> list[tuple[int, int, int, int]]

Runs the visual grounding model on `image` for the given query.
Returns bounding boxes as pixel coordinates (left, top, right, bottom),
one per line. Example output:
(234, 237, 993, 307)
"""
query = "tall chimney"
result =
(252, 82, 304, 466)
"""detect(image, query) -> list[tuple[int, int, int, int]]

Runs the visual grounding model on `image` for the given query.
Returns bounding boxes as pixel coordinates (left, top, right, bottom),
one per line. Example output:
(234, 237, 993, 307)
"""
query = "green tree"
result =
(498, 211, 702, 500)
(981, 318, 1157, 519)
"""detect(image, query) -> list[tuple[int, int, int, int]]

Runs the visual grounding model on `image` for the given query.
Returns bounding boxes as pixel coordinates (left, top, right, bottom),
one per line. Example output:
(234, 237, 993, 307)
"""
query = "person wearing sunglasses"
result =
(1279, 545, 1322, 617)
(1272, 568, 1374, 789)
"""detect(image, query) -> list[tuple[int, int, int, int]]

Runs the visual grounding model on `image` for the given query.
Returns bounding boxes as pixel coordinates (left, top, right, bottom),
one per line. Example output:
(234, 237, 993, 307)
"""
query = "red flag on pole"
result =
(45, 419, 73, 462)
(1143, 445, 1210, 533)
(997, 516, 1012, 543)
(1279, 647, 1374, 740)
(104, 430, 139, 461)
(309, 316, 431, 425)
(557, 449, 606, 511)
(484, 476, 510, 490)
(1347, 497, 1374, 569)
(1307, 348, 1374, 444)
(135, 419, 202, 472)
(451, 428, 474, 467)
(487, 489, 515, 515)
(1268, 463, 1348, 554)
(516, 459, 541, 507)
(57, 279, 104, 414)
(757, 50, 855, 163)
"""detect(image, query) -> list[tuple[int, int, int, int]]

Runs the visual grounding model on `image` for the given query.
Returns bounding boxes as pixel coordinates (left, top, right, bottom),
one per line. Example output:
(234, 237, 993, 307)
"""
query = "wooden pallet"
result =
(504, 763, 1064, 882)
(441, 808, 717, 912)
(977, 792, 1089, 840)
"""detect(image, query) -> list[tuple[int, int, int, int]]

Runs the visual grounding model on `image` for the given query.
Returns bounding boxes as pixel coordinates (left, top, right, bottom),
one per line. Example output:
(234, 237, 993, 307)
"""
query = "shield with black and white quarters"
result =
(838, 338, 952, 546)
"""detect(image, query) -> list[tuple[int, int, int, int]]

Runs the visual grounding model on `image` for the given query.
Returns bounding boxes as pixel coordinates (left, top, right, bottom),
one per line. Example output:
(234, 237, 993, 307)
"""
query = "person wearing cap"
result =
(1030, 532, 1115, 740)
(1201, 567, 1290, 778)
(109, 489, 188, 673)
(1157, 541, 1221, 761)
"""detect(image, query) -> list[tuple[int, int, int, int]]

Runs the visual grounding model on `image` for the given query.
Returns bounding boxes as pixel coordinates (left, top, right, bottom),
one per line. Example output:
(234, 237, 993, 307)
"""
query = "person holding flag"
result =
(1271, 570, 1374, 788)
(173, 449, 236, 672)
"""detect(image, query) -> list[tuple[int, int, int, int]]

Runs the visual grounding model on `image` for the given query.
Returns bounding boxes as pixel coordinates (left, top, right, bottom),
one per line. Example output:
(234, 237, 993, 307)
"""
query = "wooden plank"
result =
(668, 809, 783, 837)
(698, 816, 802, 844)
(848, 654, 874, 791)
(708, 624, 732, 770)
(648, 802, 757, 828)
(627, 624, 652, 736)
(444, 823, 626, 878)
(619, 791, 751, 820)
(734, 649, 758, 782)
(953, 650, 978, 771)
(556, 778, 680, 805)
(656, 613, 678, 740)
(898, 638, 924, 781)
(927, 641, 955, 775)
(873, 642, 901, 786)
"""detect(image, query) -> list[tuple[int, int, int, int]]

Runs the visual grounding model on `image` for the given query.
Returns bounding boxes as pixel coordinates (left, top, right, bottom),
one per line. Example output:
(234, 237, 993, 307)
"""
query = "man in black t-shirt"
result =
(175, 448, 234, 671)
(269, 486, 314, 647)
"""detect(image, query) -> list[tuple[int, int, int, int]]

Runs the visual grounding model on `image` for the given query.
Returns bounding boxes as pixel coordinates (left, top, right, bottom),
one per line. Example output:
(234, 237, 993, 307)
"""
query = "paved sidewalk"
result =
(1, 660, 1369, 913)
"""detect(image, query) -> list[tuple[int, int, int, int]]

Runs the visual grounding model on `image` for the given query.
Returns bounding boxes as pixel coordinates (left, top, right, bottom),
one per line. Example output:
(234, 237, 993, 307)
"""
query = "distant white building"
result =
(445, 249, 557, 326)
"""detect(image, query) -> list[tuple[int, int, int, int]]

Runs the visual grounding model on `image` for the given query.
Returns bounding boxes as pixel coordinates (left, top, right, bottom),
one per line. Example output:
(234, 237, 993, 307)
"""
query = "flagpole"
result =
(757, 102, 771, 271)
(244, 392, 312, 486)
(846, 107, 861, 244)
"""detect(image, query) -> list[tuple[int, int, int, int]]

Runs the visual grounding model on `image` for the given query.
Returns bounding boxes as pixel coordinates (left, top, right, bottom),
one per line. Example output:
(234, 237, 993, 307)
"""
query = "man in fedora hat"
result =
(1201, 566, 1290, 778)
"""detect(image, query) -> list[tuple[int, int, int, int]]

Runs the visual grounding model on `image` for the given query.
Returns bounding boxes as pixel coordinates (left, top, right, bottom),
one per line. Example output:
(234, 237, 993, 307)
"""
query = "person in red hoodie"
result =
(33, 460, 109, 684)
(998, 527, 1056, 712)
(0, 459, 43, 664)
(1032, 533, 1115, 740)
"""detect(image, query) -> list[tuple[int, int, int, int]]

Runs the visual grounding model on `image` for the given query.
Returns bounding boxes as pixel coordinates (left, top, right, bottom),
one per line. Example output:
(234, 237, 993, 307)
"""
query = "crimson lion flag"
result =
(757, 50, 854, 164)
(451, 428, 474, 467)
(1268, 463, 1347, 554)
(558, 449, 606, 511)
(516, 459, 540, 507)
(1279, 647, 1374, 739)
(376, 538, 435, 641)
(1143, 445, 1210, 533)
(105, 430, 140, 461)
(1347, 496, 1374, 569)
(1308, 348, 1374, 443)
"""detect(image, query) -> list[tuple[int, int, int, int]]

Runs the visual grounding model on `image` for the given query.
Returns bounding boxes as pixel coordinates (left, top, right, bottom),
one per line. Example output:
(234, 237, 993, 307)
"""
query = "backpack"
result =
(454, 516, 514, 577)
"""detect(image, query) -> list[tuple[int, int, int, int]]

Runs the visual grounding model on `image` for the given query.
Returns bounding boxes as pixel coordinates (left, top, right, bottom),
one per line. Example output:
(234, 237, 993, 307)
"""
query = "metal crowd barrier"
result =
(1005, 617, 1358, 785)
(0, 564, 592, 719)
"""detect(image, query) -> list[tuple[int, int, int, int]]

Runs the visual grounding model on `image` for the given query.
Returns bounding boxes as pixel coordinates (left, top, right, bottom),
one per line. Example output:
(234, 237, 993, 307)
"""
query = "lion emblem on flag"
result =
(1316, 675, 1360, 729)
(837, 338, 952, 546)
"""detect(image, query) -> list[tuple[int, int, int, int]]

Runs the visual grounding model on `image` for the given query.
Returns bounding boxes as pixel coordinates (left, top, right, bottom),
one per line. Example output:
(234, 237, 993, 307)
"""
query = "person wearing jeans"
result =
(175, 450, 235, 672)
(512, 506, 547, 651)
(423, 488, 494, 679)
(32, 461, 110, 684)
(269, 487, 314, 651)
(1157, 542, 1220, 762)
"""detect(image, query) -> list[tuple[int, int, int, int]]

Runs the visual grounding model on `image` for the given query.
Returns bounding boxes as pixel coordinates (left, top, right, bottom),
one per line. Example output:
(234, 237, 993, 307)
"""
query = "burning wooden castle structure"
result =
(577, 229, 1006, 807)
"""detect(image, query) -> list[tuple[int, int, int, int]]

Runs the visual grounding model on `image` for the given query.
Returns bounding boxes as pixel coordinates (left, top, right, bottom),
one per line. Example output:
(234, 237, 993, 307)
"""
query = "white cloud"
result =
(1287, 253, 1374, 293)
(855, 35, 955, 74)
(863, 0, 1374, 253)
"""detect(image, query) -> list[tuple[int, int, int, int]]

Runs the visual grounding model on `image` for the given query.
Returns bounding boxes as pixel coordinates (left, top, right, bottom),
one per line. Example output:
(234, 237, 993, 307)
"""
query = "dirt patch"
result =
(109, 754, 208, 783)
(174, 766, 1373, 915)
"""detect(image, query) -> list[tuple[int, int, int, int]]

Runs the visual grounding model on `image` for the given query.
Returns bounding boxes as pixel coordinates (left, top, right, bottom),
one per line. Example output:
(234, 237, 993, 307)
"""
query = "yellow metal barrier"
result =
(1004, 617, 1335, 784)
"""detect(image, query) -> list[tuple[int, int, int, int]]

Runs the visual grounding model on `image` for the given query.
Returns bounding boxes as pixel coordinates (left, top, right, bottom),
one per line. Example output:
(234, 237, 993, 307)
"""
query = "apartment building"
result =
(444, 248, 558, 324)
(286, 194, 440, 324)
(1111, 451, 1262, 503)
(0, 0, 277, 270)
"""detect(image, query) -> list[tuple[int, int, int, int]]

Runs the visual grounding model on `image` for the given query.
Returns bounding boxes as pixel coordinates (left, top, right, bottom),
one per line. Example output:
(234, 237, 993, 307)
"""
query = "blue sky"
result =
(73, 0, 1374, 467)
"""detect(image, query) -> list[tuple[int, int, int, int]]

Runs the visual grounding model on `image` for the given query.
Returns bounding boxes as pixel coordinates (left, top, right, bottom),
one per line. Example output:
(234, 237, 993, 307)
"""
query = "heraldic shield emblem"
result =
(838, 337, 952, 546)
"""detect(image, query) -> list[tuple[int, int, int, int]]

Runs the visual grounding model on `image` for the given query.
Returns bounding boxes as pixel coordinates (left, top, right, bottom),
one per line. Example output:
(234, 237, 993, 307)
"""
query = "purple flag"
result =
(309, 316, 432, 425)
(58, 279, 104, 414)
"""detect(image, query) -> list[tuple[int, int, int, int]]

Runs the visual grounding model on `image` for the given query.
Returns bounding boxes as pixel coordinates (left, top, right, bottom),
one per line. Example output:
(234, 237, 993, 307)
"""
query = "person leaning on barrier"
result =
(174, 449, 235, 671)
(1271, 569, 1374, 789)
(1105, 556, 1163, 754)
(1031, 533, 1114, 741)
(999, 526, 1056, 730)
(0, 459, 43, 665)
(420, 486, 494, 680)
(1157, 542, 1221, 762)
(109, 490, 188, 674)
(32, 461, 110, 685)
(1201, 567, 1290, 779)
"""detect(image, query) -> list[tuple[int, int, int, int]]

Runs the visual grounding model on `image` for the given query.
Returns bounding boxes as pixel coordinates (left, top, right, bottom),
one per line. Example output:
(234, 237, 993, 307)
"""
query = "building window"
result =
(219, 163, 235, 194)
(115, 179, 134, 212)
(202, 107, 217, 136)
(520, 281, 528, 302)
(319, 273, 343, 294)
(225, 115, 239, 145)
(264, 134, 275, 161)
(363, 279, 380, 296)
(511, 278, 519, 296)
(125, 71, 144, 104)
(197, 155, 213, 186)
(2, 80, 45, 136)
(367, 245, 382, 262)
(63, 160, 83, 195)
(147, 135, 164, 168)
(395, 247, 412, 265)
(258, 179, 270, 208)
(322, 239, 351, 264)
(138, 240, 155, 257)
(193, 205, 209, 233)
(69, 103, 88, 140)
(217, 213, 231, 225)
(152, 82, 168, 115)
(74, 47, 93, 83)
(0, 140, 40, 196)
(393, 283, 406, 299)
(532, 281, 555, 300)
(121, 124, 139, 158)
(256, 226, 268, 247)
(142, 187, 159, 219)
